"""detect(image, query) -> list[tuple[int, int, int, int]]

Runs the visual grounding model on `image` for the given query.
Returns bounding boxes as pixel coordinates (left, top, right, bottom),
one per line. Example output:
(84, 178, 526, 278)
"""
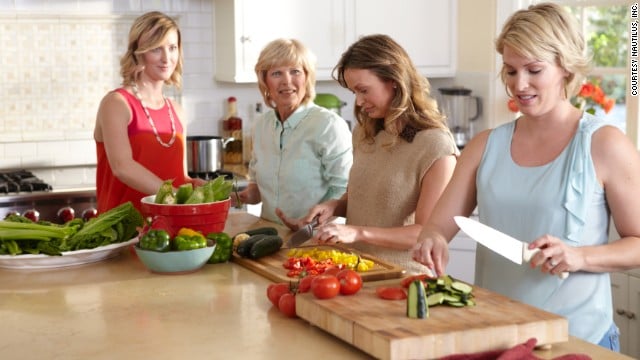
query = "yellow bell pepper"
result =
(177, 227, 205, 240)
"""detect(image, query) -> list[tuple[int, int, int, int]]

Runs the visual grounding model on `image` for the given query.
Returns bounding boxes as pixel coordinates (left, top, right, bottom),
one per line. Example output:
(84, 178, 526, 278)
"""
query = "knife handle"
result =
(523, 247, 569, 279)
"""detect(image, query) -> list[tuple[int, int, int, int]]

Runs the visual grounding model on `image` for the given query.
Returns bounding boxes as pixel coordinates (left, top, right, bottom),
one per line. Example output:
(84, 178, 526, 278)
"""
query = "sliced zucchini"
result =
(446, 301, 467, 307)
(426, 292, 445, 307)
(407, 280, 428, 319)
(442, 293, 461, 303)
(451, 281, 473, 295)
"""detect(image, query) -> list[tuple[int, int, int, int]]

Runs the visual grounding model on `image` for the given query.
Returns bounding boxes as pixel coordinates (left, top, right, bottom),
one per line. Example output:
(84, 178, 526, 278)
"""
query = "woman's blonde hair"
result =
(332, 34, 446, 146)
(120, 11, 183, 89)
(254, 38, 317, 109)
(495, 2, 590, 98)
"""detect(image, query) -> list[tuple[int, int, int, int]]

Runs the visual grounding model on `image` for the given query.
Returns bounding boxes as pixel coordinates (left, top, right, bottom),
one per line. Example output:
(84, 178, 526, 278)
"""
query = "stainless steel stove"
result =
(0, 170, 97, 223)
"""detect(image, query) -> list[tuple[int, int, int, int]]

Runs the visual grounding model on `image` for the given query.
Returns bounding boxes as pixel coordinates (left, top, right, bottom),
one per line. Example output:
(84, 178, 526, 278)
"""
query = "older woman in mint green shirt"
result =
(233, 38, 352, 224)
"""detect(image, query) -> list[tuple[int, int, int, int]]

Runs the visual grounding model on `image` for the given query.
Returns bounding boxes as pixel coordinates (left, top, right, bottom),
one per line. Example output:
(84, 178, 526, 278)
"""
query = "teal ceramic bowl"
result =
(134, 244, 216, 274)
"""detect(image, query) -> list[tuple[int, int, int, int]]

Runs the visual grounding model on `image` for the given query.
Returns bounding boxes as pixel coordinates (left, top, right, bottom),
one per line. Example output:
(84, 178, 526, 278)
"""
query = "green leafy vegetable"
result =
(0, 201, 143, 256)
(157, 176, 234, 205)
(67, 202, 143, 250)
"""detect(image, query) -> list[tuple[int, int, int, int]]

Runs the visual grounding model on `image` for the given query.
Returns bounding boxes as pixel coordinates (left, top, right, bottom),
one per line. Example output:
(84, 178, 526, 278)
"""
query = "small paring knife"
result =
(454, 216, 569, 279)
(286, 216, 319, 248)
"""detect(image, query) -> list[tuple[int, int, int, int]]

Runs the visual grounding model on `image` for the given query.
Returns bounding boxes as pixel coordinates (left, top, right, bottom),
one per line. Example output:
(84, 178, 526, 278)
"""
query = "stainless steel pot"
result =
(186, 136, 234, 173)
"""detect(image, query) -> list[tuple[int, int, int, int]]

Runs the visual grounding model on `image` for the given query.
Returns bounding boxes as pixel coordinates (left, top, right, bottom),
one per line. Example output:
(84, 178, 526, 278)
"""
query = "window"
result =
(565, 1, 629, 133)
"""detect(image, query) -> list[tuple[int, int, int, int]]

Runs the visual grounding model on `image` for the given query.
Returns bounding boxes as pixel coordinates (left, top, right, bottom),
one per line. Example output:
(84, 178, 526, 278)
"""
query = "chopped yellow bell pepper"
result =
(285, 247, 375, 272)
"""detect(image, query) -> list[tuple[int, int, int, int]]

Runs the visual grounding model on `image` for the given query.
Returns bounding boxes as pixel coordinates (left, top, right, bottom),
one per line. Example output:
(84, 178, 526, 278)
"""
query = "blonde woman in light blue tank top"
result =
(412, 3, 640, 349)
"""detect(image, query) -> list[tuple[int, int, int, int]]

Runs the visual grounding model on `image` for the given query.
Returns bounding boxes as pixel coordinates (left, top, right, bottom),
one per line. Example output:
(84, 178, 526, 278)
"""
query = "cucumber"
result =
(236, 234, 268, 257)
(248, 235, 283, 259)
(244, 227, 278, 237)
(407, 280, 428, 319)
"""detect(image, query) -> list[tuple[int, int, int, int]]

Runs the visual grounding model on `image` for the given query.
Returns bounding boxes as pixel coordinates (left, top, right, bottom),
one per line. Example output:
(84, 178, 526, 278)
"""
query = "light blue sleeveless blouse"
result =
(476, 113, 612, 344)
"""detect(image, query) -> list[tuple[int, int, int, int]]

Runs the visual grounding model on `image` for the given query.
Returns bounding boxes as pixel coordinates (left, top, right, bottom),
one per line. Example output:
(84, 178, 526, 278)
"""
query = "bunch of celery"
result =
(0, 201, 143, 256)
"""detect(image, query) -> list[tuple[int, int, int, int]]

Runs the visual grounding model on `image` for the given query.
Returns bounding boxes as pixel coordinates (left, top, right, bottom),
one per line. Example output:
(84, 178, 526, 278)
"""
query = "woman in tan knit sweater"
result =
(277, 34, 459, 274)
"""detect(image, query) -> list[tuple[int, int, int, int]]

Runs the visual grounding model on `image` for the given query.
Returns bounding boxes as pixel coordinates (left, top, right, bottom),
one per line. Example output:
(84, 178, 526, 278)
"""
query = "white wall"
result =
(0, 0, 452, 188)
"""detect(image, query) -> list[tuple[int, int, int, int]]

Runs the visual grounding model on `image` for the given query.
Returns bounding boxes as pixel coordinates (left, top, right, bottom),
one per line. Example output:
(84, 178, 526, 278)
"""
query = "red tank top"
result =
(96, 88, 188, 213)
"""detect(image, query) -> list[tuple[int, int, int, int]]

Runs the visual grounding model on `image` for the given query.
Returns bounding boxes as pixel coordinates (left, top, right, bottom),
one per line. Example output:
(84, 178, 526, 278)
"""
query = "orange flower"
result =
(603, 98, 615, 113)
(572, 81, 614, 115)
(591, 86, 605, 104)
(578, 83, 595, 98)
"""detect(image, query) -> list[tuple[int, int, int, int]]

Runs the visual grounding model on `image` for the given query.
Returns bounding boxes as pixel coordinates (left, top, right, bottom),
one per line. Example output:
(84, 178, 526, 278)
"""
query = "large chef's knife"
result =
(286, 216, 319, 248)
(454, 216, 569, 279)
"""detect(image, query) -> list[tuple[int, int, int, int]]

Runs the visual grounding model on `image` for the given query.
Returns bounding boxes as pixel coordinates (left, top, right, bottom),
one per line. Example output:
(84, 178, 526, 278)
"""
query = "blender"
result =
(438, 87, 481, 148)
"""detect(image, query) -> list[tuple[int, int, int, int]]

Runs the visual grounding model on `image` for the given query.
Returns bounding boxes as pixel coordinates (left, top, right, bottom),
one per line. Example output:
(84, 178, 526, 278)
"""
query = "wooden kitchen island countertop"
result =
(0, 213, 632, 360)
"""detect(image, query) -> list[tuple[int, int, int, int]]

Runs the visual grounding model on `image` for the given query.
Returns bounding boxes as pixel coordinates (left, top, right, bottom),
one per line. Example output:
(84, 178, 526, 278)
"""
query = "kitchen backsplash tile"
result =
(1, 14, 132, 145)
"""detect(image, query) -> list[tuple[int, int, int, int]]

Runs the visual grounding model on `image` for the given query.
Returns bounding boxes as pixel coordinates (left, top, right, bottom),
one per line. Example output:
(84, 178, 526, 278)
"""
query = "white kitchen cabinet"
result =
(447, 230, 476, 284)
(611, 271, 640, 358)
(447, 212, 478, 284)
(214, 0, 348, 83)
(213, 0, 457, 83)
(347, 0, 457, 77)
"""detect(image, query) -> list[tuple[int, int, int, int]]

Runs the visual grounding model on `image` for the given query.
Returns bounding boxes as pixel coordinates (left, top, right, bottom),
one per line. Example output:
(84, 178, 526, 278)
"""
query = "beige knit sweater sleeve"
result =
(345, 126, 459, 274)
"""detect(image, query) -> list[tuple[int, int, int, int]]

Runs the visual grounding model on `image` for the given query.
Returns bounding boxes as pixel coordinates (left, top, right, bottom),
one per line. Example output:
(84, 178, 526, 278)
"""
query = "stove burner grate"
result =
(0, 170, 53, 194)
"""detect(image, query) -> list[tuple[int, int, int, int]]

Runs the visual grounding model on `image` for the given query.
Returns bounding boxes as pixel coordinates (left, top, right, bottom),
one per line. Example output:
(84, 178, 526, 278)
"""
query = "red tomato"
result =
(267, 283, 290, 307)
(336, 269, 363, 295)
(400, 274, 431, 288)
(323, 266, 341, 277)
(297, 275, 316, 293)
(278, 293, 297, 318)
(376, 286, 407, 300)
(311, 274, 341, 299)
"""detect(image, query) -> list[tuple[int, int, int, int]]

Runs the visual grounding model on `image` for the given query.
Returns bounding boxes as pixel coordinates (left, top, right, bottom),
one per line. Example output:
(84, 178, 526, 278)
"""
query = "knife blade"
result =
(286, 216, 319, 248)
(454, 216, 568, 279)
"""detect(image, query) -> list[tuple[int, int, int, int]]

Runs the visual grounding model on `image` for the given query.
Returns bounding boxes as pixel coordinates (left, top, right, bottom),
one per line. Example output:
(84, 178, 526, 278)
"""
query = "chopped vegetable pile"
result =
(403, 274, 476, 308)
(284, 247, 375, 277)
(0, 201, 143, 256)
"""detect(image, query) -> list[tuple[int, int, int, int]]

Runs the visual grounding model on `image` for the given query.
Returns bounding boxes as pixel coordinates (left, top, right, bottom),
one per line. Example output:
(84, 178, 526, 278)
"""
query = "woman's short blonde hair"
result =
(120, 11, 183, 89)
(495, 2, 590, 97)
(254, 38, 317, 109)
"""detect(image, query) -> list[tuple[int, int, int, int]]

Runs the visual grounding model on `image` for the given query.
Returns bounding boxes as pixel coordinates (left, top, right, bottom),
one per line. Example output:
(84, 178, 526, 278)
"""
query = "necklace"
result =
(131, 83, 177, 148)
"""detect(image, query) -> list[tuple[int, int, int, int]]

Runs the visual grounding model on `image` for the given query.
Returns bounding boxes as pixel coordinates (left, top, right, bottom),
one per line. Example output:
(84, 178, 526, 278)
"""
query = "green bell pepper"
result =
(172, 234, 207, 251)
(139, 229, 171, 252)
(206, 232, 233, 263)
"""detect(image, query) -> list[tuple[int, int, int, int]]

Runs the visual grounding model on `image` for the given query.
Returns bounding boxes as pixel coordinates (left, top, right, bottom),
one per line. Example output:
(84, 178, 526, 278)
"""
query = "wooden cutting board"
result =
(296, 282, 568, 360)
(224, 212, 405, 282)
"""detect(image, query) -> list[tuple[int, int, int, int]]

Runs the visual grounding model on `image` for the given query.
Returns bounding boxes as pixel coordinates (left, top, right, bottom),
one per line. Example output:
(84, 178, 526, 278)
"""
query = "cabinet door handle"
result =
(240, 36, 251, 43)
(627, 312, 636, 320)
(616, 308, 627, 316)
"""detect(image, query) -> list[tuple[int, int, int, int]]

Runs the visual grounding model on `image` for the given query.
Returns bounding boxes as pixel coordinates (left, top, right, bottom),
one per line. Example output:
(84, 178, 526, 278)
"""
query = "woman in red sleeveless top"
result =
(94, 11, 204, 214)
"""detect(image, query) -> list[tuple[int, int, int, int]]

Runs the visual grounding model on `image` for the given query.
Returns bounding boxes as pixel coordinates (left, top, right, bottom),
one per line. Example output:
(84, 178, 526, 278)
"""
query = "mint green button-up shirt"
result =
(249, 103, 352, 223)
